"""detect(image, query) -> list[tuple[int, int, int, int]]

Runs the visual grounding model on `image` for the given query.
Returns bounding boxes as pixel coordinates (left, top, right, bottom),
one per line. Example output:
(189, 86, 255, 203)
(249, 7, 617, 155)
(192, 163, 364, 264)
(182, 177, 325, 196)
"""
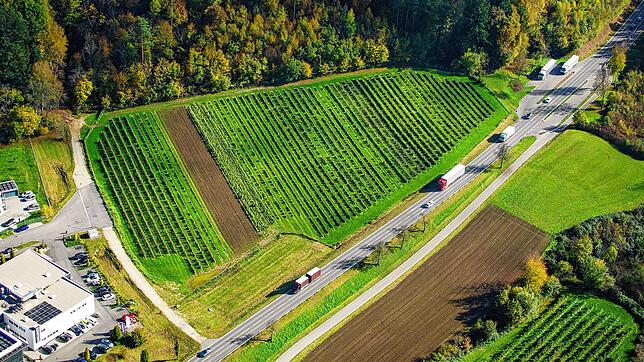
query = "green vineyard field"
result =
(87, 112, 232, 282)
(463, 294, 639, 361)
(188, 69, 507, 244)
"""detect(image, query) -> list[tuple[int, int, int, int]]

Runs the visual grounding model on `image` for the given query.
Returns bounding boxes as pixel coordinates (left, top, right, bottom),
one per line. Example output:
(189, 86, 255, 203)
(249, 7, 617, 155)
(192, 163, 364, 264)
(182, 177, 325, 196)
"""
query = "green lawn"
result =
(32, 137, 75, 209)
(481, 70, 532, 112)
(492, 130, 644, 234)
(463, 294, 639, 361)
(0, 141, 46, 205)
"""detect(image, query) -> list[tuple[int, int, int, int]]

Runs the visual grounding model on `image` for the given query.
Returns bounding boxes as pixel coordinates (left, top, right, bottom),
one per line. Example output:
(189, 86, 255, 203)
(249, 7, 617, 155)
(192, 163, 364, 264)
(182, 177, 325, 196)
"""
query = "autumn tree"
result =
(29, 61, 63, 113)
(74, 75, 93, 112)
(523, 258, 549, 292)
(608, 44, 627, 79)
(8, 105, 43, 141)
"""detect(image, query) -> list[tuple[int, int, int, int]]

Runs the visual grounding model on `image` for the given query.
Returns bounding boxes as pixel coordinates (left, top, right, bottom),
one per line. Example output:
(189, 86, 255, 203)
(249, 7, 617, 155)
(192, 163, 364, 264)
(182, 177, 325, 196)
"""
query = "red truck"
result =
(293, 267, 322, 293)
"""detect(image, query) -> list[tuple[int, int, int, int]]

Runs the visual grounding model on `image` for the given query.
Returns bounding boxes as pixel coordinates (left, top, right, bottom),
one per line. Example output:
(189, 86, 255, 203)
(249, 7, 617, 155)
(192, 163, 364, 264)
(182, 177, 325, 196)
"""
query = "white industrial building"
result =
(0, 250, 95, 350)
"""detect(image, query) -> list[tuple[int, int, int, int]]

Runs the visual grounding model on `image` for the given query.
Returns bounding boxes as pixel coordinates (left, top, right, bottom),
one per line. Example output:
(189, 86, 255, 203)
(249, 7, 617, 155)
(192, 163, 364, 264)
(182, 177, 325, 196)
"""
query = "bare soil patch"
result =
(305, 206, 549, 362)
(159, 107, 257, 253)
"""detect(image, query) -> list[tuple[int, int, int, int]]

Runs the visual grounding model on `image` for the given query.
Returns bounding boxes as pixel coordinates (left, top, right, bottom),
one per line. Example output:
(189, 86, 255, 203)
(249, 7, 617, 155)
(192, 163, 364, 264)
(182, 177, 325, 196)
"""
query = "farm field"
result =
(491, 130, 644, 233)
(463, 294, 639, 361)
(85, 111, 233, 283)
(303, 206, 549, 362)
(159, 107, 257, 252)
(189, 69, 507, 244)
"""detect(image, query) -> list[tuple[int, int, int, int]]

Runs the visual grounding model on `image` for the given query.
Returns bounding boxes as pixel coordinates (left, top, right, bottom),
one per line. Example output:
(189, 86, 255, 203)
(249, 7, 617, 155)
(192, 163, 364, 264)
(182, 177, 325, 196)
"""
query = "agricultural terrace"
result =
(189, 69, 507, 244)
(87, 112, 232, 283)
(305, 206, 549, 362)
(463, 294, 639, 361)
(492, 130, 644, 234)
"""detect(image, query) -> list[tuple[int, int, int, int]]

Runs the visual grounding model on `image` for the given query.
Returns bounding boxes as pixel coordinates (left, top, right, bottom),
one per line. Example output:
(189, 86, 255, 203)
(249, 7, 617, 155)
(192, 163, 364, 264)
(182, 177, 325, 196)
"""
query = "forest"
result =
(0, 0, 632, 143)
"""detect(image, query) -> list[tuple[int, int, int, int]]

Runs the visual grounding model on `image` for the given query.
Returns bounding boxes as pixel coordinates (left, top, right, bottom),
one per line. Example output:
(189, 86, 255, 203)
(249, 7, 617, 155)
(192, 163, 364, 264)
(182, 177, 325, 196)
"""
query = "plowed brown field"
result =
(305, 206, 548, 362)
(159, 107, 257, 253)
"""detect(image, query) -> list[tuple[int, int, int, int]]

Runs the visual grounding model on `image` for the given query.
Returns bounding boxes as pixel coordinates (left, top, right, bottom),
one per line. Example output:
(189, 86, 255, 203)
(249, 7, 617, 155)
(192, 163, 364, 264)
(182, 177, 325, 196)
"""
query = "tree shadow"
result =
(451, 282, 505, 325)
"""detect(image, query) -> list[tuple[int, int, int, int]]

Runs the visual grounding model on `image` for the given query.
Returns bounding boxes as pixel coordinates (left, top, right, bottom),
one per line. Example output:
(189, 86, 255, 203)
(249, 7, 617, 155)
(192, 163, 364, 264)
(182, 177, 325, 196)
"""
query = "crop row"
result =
(488, 295, 635, 361)
(189, 70, 502, 242)
(95, 112, 232, 273)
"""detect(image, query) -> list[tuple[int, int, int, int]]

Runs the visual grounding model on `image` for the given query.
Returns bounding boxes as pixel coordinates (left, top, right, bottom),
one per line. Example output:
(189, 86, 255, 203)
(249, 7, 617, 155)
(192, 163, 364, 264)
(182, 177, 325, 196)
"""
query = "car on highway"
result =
(101, 293, 116, 301)
(197, 347, 213, 358)
(522, 112, 532, 119)
(543, 97, 552, 103)
(420, 201, 435, 209)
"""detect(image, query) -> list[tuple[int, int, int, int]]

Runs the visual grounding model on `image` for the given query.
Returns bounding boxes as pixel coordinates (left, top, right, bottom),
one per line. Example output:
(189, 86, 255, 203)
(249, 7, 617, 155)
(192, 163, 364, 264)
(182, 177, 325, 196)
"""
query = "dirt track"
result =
(305, 206, 548, 362)
(159, 107, 257, 253)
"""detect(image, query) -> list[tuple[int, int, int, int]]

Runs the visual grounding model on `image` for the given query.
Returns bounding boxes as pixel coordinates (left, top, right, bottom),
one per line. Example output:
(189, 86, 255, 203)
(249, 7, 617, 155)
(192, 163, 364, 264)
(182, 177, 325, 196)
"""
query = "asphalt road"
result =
(192, 2, 644, 361)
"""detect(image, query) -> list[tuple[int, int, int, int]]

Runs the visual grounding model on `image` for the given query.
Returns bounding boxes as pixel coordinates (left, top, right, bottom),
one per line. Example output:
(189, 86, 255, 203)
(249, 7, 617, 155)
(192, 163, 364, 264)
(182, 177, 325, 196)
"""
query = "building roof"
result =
(0, 327, 22, 359)
(7, 277, 92, 328)
(0, 250, 68, 300)
(0, 181, 17, 194)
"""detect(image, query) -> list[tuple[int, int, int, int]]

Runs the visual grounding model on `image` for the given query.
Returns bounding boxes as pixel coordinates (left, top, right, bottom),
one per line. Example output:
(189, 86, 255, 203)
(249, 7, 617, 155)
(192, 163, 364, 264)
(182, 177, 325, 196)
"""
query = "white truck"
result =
(499, 126, 516, 142)
(438, 164, 466, 190)
(538, 59, 557, 80)
(560, 55, 579, 74)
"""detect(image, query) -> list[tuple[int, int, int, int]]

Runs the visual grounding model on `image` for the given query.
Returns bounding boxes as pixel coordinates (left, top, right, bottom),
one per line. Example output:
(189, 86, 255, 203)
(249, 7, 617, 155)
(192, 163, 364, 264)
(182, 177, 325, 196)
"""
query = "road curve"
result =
(193, 3, 644, 360)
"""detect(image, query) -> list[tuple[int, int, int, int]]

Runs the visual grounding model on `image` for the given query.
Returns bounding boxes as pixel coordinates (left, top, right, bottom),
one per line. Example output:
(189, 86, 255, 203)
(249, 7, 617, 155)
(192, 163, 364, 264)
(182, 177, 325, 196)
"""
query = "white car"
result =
(544, 97, 552, 103)
(101, 293, 115, 301)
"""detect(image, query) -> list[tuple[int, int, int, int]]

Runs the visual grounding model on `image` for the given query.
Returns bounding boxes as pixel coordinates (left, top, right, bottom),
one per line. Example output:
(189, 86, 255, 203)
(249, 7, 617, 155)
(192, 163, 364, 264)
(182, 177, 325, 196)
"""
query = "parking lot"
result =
(24, 243, 125, 361)
(0, 191, 41, 233)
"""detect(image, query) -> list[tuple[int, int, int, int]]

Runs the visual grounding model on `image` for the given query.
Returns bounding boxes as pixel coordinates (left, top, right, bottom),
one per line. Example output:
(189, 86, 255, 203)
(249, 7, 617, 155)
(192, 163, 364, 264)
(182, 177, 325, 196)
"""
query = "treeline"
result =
(574, 38, 643, 159)
(424, 206, 644, 361)
(0, 0, 632, 142)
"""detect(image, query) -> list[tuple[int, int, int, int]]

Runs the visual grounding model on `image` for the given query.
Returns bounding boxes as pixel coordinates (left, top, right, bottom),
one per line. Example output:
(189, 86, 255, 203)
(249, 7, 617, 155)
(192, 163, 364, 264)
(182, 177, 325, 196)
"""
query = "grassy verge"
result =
(32, 136, 76, 210)
(225, 137, 535, 361)
(462, 294, 639, 361)
(481, 70, 532, 113)
(170, 236, 331, 337)
(85, 237, 199, 361)
(0, 141, 46, 205)
(491, 130, 644, 234)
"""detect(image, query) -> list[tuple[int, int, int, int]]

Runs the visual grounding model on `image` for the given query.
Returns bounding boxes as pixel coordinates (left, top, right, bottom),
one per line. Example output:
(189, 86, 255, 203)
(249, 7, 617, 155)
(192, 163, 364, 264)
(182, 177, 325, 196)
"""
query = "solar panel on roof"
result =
(0, 181, 17, 193)
(24, 301, 62, 325)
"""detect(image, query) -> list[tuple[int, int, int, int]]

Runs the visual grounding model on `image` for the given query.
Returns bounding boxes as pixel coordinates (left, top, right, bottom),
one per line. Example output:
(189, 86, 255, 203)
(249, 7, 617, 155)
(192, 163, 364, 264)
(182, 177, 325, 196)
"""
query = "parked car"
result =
(96, 286, 111, 295)
(71, 252, 88, 260)
(87, 317, 98, 326)
(40, 345, 55, 354)
(99, 338, 114, 348)
(57, 332, 72, 342)
(75, 258, 88, 267)
(96, 343, 111, 353)
(80, 349, 97, 360)
(1, 218, 16, 228)
(25, 203, 39, 211)
(69, 325, 82, 336)
(14, 224, 29, 233)
(49, 343, 59, 351)
(23, 194, 35, 201)
(101, 293, 116, 301)
(74, 358, 87, 362)
(78, 322, 90, 333)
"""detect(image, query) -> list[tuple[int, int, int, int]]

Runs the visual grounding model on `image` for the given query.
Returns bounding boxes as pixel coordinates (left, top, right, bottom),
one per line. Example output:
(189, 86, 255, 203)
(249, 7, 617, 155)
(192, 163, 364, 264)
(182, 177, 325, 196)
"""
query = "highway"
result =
(193, 3, 644, 360)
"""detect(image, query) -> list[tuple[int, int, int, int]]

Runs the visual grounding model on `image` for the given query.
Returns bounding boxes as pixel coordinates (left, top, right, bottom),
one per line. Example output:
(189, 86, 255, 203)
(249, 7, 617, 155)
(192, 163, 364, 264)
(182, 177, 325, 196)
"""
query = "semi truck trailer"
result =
(438, 164, 466, 190)
(499, 126, 516, 142)
(293, 267, 322, 293)
(561, 55, 579, 74)
(538, 59, 557, 80)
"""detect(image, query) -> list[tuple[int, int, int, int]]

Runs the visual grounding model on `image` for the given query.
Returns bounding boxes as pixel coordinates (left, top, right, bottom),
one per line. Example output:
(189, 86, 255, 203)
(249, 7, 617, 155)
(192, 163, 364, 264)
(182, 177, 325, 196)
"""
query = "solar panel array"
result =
(24, 301, 62, 325)
(0, 330, 18, 352)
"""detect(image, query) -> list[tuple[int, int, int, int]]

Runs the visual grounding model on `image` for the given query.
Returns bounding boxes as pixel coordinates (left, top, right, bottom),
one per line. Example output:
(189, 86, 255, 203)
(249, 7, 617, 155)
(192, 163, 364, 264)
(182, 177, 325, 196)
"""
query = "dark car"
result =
(1, 218, 16, 228)
(70, 252, 88, 260)
(70, 325, 82, 336)
(74, 258, 88, 266)
(57, 332, 72, 342)
(14, 224, 29, 233)
(197, 348, 212, 358)
(522, 112, 532, 119)
(40, 345, 55, 354)
(74, 359, 87, 362)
